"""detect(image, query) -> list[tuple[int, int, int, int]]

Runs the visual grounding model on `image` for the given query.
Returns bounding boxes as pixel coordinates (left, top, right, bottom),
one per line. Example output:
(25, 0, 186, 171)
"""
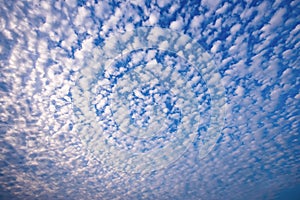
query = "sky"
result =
(0, 0, 299, 199)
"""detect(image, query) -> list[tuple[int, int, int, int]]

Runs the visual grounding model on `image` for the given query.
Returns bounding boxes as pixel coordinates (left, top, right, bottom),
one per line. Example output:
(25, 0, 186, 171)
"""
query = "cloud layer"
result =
(0, 0, 299, 199)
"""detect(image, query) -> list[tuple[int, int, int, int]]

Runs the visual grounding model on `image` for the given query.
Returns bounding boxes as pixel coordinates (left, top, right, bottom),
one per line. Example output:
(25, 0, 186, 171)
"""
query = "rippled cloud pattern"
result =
(0, 0, 299, 200)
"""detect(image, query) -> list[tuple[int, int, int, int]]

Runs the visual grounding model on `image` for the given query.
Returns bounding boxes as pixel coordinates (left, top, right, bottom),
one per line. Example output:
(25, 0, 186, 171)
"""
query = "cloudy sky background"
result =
(0, 0, 299, 199)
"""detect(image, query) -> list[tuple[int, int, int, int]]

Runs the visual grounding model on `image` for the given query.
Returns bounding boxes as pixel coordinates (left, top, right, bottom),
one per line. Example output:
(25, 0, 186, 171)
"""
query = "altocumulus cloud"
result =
(0, 0, 299, 200)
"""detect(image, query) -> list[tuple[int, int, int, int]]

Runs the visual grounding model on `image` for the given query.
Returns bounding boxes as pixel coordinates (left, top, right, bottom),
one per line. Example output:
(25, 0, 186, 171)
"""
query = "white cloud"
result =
(216, 2, 229, 15)
(235, 85, 244, 97)
(159, 40, 169, 49)
(230, 23, 241, 35)
(65, 0, 77, 8)
(156, 0, 171, 8)
(170, 16, 184, 31)
(190, 15, 204, 29)
(262, 7, 286, 37)
(1, 1, 299, 200)
(148, 11, 160, 25)
(270, 7, 286, 26)
(201, 0, 220, 10)
(94, 1, 112, 20)
(168, 3, 180, 14)
(211, 40, 221, 53)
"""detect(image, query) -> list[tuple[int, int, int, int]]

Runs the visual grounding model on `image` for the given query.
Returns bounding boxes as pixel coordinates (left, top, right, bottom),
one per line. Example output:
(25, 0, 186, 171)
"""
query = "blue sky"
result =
(0, 0, 299, 199)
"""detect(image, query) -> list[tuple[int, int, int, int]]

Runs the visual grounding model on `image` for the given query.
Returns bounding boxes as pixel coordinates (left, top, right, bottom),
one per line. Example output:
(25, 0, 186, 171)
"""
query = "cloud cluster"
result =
(0, 0, 299, 199)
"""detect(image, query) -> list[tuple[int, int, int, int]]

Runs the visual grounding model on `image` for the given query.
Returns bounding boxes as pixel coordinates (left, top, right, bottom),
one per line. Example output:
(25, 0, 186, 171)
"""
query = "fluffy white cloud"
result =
(0, 0, 298, 199)
(156, 0, 171, 8)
